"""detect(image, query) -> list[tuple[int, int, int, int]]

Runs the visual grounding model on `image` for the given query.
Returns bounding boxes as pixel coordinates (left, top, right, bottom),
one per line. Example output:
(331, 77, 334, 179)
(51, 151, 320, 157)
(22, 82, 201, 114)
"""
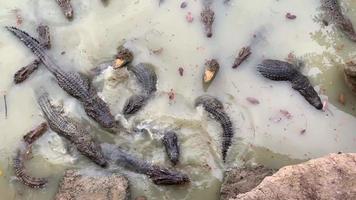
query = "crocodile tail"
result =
(13, 149, 48, 188)
(257, 59, 298, 81)
(5, 26, 61, 75)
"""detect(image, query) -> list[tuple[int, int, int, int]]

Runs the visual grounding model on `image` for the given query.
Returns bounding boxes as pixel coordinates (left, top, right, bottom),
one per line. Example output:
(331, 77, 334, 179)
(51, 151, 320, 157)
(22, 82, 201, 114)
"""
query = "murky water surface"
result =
(0, 0, 356, 199)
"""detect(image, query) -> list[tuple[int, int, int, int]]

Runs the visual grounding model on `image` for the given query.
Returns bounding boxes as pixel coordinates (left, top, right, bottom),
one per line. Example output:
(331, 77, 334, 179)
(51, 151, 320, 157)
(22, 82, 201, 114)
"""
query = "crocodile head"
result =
(148, 166, 190, 185)
(84, 97, 115, 129)
(201, 7, 214, 38)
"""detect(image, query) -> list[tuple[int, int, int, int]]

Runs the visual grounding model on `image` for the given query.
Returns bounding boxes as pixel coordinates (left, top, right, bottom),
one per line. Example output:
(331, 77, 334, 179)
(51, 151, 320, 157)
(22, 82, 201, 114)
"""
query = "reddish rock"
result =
(230, 153, 356, 200)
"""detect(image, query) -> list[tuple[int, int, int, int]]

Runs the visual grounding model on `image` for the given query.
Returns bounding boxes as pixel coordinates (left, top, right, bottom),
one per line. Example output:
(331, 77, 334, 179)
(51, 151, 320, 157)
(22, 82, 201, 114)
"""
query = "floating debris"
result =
(150, 47, 163, 55)
(246, 97, 260, 105)
(232, 46, 252, 68)
(300, 129, 306, 135)
(186, 12, 194, 23)
(201, 6, 215, 38)
(322, 100, 328, 112)
(178, 67, 184, 76)
(12, 9, 23, 26)
(286, 12, 297, 20)
(55, 0, 74, 20)
(203, 59, 220, 91)
(338, 93, 346, 105)
(280, 109, 292, 119)
(3, 94, 7, 119)
(168, 89, 175, 101)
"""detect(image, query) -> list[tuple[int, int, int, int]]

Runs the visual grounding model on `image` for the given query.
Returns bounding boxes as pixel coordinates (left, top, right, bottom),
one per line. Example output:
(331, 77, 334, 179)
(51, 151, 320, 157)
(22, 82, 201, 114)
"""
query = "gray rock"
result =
(220, 165, 274, 200)
(55, 170, 129, 200)
(231, 153, 356, 200)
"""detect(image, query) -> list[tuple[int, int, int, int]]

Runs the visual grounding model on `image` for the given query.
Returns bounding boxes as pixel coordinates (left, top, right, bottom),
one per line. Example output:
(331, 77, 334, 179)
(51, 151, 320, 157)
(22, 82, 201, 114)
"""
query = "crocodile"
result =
(101, 143, 190, 185)
(162, 131, 180, 165)
(37, 92, 107, 167)
(6, 26, 115, 129)
(201, 6, 215, 38)
(14, 24, 50, 84)
(321, 0, 356, 41)
(195, 95, 234, 162)
(257, 59, 323, 110)
(56, 0, 74, 20)
(13, 122, 48, 188)
(122, 63, 157, 116)
(232, 46, 252, 68)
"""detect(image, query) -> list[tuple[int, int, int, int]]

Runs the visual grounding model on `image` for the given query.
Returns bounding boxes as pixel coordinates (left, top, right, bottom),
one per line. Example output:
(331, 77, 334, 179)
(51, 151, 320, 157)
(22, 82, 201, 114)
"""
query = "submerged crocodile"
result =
(55, 0, 74, 20)
(37, 92, 107, 167)
(162, 131, 180, 165)
(321, 0, 356, 41)
(122, 63, 157, 116)
(101, 143, 190, 185)
(14, 24, 51, 84)
(13, 122, 48, 188)
(6, 26, 115, 129)
(257, 59, 323, 110)
(195, 95, 234, 162)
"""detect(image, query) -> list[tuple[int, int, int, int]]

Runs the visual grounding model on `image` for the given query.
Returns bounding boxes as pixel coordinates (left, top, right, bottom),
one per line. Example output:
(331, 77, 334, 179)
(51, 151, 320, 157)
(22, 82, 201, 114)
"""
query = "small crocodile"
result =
(56, 0, 74, 20)
(14, 24, 50, 84)
(101, 143, 190, 185)
(13, 122, 48, 188)
(257, 59, 323, 110)
(162, 131, 180, 165)
(201, 6, 215, 38)
(122, 63, 157, 116)
(6, 26, 115, 129)
(232, 46, 252, 68)
(37, 92, 107, 167)
(195, 95, 234, 162)
(321, 0, 356, 41)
